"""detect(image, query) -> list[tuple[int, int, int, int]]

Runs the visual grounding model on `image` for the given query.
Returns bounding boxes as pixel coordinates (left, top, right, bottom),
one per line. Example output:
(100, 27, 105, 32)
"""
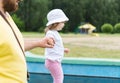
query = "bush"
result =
(12, 14, 25, 31)
(114, 23, 120, 33)
(38, 27, 45, 33)
(101, 23, 113, 33)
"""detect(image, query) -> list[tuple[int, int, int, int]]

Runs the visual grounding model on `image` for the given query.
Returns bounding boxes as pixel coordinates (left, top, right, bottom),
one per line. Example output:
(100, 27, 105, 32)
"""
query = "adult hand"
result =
(39, 37, 55, 48)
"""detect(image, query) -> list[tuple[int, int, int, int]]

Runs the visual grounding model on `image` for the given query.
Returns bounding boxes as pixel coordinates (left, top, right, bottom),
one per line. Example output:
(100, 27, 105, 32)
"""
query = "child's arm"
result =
(64, 48, 70, 53)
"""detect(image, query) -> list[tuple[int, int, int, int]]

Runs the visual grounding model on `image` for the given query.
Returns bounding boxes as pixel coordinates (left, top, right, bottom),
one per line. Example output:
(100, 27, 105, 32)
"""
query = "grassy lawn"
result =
(22, 32, 120, 59)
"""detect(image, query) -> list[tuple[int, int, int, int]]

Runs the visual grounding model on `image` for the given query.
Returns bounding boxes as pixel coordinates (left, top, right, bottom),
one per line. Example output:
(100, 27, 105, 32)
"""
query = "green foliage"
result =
(114, 23, 120, 33)
(15, 0, 120, 33)
(38, 26, 45, 33)
(12, 14, 25, 31)
(101, 23, 113, 33)
(16, 0, 50, 31)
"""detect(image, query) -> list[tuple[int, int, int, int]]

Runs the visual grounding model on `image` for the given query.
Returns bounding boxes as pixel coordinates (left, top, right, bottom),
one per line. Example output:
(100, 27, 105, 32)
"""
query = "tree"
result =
(13, 0, 120, 33)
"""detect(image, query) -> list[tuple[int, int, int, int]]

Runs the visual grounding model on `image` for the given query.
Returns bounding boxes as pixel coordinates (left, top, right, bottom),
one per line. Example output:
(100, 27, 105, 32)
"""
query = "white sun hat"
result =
(46, 9, 69, 26)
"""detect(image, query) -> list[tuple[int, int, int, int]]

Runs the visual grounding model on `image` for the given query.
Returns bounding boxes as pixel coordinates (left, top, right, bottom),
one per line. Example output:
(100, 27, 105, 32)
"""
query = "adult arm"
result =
(24, 37, 54, 51)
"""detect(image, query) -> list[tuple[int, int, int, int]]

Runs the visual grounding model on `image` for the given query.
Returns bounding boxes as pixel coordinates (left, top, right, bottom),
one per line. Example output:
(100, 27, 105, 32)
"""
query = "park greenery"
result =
(13, 0, 120, 59)
(12, 0, 120, 33)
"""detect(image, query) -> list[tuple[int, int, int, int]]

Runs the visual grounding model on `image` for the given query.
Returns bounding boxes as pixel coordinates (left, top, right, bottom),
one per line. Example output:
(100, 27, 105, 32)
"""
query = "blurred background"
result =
(12, 0, 120, 34)
(12, 0, 120, 59)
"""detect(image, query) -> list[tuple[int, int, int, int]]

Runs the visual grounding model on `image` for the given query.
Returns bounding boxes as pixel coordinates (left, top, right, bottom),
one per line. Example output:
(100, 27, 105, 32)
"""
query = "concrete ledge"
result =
(25, 52, 120, 66)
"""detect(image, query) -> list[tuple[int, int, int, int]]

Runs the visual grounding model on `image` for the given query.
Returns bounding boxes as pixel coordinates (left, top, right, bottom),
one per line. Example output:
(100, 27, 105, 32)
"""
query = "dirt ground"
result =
(24, 35, 120, 50)
(63, 36, 120, 50)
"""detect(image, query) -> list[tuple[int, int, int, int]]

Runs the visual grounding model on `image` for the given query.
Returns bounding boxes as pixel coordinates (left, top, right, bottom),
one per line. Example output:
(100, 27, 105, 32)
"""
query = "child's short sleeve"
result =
(45, 31, 54, 39)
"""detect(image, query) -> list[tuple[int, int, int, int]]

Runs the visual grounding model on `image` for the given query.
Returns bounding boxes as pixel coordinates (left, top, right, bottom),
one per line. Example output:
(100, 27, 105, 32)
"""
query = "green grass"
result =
(23, 32, 120, 59)
(65, 45, 120, 59)
(22, 32, 45, 38)
(29, 44, 120, 59)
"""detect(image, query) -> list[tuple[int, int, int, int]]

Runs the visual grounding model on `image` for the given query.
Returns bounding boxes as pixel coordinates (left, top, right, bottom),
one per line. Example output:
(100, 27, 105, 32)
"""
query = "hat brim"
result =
(46, 18, 69, 26)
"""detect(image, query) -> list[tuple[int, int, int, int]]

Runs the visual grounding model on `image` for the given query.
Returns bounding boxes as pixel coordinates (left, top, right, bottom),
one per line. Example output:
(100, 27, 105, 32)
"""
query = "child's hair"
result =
(44, 23, 59, 33)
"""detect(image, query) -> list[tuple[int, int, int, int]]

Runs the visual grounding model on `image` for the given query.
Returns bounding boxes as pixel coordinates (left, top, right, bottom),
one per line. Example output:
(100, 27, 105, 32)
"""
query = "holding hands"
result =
(39, 37, 55, 48)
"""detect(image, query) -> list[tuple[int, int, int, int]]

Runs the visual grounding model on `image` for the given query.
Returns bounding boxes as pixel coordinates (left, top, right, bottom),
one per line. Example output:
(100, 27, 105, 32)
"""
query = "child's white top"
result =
(45, 30, 64, 62)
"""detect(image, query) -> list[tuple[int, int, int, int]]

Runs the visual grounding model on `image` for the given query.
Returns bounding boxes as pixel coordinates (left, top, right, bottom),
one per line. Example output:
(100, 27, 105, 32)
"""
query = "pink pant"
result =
(45, 59, 64, 83)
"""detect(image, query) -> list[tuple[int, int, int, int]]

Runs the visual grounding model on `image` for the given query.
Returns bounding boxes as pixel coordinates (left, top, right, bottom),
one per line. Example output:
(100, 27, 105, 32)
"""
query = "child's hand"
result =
(64, 48, 70, 53)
